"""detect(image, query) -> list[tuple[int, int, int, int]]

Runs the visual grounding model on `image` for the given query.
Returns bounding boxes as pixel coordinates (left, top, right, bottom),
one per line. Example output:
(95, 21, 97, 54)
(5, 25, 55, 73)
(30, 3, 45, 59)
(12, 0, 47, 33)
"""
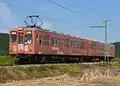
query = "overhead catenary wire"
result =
(0, 0, 88, 29)
(0, 1, 37, 14)
(0, 0, 43, 24)
(47, 0, 101, 21)
(0, 0, 101, 22)
(27, 0, 101, 21)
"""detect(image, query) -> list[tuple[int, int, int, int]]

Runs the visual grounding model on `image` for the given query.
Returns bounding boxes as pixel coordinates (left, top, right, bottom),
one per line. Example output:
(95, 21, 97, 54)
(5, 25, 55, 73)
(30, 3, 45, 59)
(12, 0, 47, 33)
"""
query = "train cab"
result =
(9, 27, 35, 55)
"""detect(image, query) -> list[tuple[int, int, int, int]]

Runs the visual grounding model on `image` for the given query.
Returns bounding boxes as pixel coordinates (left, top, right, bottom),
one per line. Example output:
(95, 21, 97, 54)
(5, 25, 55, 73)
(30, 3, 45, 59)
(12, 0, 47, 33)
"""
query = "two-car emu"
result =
(9, 16, 115, 64)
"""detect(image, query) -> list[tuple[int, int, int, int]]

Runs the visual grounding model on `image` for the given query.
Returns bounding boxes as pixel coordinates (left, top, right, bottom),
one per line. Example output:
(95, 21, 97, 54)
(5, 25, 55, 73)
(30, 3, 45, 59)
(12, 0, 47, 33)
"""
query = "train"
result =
(9, 15, 115, 63)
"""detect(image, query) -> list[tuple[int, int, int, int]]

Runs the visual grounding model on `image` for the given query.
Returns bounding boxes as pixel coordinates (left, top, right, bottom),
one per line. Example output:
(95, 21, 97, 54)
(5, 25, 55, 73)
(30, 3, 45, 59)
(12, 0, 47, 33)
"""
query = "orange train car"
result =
(9, 27, 115, 63)
(9, 15, 115, 63)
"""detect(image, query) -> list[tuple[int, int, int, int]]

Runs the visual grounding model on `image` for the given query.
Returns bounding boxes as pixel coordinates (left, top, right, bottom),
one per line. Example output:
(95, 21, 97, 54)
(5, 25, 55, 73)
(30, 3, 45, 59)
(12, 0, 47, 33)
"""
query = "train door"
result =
(18, 32, 24, 53)
(87, 40, 91, 56)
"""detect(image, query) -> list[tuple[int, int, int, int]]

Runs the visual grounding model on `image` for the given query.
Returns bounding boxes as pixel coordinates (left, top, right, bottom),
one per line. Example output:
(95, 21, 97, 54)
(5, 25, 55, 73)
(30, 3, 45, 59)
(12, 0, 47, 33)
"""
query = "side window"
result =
(64, 39, 69, 48)
(39, 35, 49, 45)
(51, 37, 56, 46)
(73, 41, 75, 48)
(101, 44, 104, 52)
(70, 40, 84, 49)
(76, 42, 80, 48)
(43, 36, 45, 45)
(80, 40, 85, 49)
(70, 40, 75, 48)
(50, 37, 61, 46)
(55, 38, 57, 46)
(70, 40, 74, 48)
(62, 39, 64, 47)
(45, 35, 49, 45)
(43, 35, 49, 45)
(39, 35, 43, 45)
(90, 42, 94, 50)
(51, 37, 54, 45)
(57, 38, 60, 46)
(99, 44, 101, 52)
(90, 42, 97, 51)
(10, 32, 17, 42)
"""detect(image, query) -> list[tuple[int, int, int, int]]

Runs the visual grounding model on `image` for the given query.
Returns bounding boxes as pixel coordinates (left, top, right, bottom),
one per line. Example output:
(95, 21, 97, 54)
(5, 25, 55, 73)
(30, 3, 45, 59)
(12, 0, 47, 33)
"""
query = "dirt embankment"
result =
(0, 64, 120, 86)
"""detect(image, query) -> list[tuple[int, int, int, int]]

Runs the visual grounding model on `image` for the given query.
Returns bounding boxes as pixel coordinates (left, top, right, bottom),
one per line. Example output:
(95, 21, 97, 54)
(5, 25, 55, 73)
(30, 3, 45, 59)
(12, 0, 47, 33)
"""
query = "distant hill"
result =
(0, 33, 9, 56)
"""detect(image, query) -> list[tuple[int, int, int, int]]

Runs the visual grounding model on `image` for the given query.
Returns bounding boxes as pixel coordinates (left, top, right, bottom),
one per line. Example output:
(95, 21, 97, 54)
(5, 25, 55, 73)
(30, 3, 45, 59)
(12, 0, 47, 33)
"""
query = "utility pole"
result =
(90, 20, 110, 63)
(102, 20, 110, 63)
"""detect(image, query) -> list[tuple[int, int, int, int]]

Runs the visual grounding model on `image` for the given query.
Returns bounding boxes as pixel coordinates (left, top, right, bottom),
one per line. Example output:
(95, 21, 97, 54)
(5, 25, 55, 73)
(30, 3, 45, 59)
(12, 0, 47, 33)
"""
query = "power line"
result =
(3, 1, 41, 15)
(28, 0, 101, 21)
(0, 0, 100, 22)
(0, 0, 44, 24)
(0, 0, 83, 29)
(0, 1, 40, 16)
(47, 0, 101, 21)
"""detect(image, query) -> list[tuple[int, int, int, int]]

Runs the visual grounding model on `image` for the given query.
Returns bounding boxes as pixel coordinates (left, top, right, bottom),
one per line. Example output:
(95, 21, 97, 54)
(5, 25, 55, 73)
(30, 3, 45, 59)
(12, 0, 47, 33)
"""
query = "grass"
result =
(0, 56, 17, 65)
(0, 63, 119, 85)
(0, 56, 120, 85)
(0, 64, 89, 83)
(111, 62, 120, 66)
(79, 68, 120, 86)
(0, 63, 114, 83)
(2, 68, 120, 86)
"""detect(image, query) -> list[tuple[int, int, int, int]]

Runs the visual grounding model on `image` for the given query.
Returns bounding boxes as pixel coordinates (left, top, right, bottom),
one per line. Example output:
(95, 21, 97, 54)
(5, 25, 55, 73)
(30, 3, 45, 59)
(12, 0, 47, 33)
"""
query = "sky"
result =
(0, 0, 120, 43)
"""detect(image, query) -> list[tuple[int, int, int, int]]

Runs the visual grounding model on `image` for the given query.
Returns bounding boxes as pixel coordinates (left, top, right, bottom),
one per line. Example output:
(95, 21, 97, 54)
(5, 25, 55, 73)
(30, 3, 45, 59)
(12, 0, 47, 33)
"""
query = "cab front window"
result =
(25, 31, 32, 44)
(18, 33, 23, 44)
(10, 32, 17, 42)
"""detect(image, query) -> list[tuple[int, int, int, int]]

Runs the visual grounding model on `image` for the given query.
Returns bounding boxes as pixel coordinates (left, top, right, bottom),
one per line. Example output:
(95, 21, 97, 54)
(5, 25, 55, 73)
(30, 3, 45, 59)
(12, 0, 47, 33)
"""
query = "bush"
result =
(111, 57, 120, 63)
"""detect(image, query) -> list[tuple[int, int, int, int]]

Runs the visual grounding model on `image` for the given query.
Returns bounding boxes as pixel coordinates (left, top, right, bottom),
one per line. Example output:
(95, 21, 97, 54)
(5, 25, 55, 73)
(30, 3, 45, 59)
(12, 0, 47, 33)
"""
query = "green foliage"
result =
(111, 57, 120, 66)
(0, 33, 9, 56)
(0, 56, 17, 65)
(111, 57, 120, 63)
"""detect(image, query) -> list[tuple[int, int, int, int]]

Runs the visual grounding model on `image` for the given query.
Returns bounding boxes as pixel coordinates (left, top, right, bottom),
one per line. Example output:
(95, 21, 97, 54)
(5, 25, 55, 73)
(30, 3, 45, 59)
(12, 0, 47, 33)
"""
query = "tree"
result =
(0, 33, 9, 56)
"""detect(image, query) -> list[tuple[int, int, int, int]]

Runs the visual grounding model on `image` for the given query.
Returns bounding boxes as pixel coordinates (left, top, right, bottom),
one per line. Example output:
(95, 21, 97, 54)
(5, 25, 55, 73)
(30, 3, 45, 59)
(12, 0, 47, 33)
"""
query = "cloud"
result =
(0, 2, 12, 23)
(0, 2, 17, 32)
(41, 21, 53, 30)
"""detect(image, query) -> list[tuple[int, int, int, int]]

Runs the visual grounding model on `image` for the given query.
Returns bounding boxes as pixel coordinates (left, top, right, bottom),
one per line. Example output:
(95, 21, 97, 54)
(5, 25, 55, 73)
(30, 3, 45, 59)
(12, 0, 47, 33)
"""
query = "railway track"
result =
(0, 62, 110, 68)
